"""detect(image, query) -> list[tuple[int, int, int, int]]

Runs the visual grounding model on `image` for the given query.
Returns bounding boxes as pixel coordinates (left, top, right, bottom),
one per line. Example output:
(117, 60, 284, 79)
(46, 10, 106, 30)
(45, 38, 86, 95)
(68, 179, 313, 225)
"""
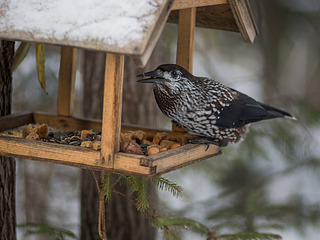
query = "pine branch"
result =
(123, 175, 139, 193)
(152, 176, 183, 198)
(162, 227, 182, 240)
(216, 232, 282, 240)
(135, 177, 150, 212)
(157, 217, 210, 235)
(101, 173, 112, 202)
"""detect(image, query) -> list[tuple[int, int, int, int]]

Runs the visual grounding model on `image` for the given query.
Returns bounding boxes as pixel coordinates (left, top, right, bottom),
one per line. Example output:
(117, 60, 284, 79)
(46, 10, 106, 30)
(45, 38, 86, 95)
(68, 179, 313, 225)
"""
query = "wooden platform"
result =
(0, 112, 221, 177)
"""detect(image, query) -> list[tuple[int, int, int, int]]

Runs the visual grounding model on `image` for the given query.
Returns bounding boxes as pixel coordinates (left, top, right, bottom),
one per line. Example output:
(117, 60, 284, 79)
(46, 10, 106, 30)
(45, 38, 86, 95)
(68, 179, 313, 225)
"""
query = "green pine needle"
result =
(163, 227, 182, 240)
(17, 222, 77, 239)
(216, 232, 282, 240)
(152, 177, 183, 198)
(101, 173, 112, 202)
(157, 217, 210, 235)
(135, 177, 150, 212)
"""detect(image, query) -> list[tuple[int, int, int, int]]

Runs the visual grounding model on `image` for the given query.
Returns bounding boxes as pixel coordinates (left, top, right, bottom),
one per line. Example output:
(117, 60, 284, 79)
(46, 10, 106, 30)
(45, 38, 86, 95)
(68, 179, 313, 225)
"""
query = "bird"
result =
(137, 64, 296, 147)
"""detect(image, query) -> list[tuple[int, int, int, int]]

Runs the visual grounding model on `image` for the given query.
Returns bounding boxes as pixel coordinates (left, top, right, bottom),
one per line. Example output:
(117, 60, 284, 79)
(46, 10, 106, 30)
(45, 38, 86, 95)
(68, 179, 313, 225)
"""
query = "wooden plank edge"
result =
(0, 112, 34, 132)
(138, 144, 221, 176)
(33, 112, 102, 131)
(0, 135, 100, 167)
(57, 47, 77, 116)
(172, 0, 228, 10)
(228, 0, 258, 43)
(132, 0, 175, 67)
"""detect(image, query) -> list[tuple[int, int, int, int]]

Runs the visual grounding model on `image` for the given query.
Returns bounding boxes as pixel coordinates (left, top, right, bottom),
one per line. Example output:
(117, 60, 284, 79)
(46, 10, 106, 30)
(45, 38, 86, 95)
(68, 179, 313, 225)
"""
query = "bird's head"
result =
(137, 64, 194, 95)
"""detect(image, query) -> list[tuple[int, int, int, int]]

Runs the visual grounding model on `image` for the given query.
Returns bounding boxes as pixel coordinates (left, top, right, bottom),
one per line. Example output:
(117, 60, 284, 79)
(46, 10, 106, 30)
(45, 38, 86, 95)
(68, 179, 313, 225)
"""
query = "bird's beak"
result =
(137, 70, 163, 83)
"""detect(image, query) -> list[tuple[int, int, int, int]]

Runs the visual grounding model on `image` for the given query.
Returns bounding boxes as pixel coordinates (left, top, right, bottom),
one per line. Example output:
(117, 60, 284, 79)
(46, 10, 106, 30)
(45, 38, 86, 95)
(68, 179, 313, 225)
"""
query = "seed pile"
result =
(1, 123, 185, 156)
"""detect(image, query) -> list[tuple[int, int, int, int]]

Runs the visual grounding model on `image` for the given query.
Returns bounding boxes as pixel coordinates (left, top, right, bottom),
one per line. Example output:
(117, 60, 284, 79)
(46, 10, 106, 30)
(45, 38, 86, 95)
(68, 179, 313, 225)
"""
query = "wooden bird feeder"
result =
(0, 0, 257, 177)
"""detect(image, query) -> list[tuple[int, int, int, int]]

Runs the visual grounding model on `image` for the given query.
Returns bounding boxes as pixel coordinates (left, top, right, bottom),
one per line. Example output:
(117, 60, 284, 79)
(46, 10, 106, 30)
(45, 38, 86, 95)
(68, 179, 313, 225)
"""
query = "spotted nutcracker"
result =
(137, 64, 295, 147)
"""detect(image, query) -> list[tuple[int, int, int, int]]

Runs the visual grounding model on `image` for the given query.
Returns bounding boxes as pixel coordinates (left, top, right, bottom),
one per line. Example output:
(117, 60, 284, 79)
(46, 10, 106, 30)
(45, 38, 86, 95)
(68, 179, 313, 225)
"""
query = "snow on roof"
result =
(0, 0, 169, 54)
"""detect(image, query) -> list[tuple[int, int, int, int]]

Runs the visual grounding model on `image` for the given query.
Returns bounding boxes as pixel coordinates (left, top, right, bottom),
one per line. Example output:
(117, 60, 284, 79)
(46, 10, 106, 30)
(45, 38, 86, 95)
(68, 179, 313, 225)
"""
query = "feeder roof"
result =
(0, 0, 171, 55)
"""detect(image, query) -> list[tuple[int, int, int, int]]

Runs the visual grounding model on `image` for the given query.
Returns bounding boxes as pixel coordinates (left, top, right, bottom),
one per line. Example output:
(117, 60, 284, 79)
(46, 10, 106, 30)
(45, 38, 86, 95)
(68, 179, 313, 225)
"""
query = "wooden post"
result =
(176, 7, 196, 73)
(57, 47, 77, 116)
(174, 7, 196, 132)
(100, 53, 124, 168)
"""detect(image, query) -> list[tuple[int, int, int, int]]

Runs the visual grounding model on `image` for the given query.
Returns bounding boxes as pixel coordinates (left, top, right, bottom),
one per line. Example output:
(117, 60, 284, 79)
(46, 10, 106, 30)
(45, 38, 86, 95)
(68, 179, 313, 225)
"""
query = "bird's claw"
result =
(188, 138, 221, 151)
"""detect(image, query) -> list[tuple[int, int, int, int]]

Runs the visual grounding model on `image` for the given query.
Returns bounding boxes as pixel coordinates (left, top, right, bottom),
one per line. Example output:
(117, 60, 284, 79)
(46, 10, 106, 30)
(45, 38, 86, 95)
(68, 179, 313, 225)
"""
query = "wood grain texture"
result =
(228, 0, 258, 42)
(168, 4, 239, 31)
(114, 153, 155, 176)
(0, 136, 101, 169)
(0, 112, 33, 131)
(172, 0, 227, 10)
(144, 144, 221, 175)
(33, 112, 102, 131)
(176, 7, 196, 73)
(101, 54, 124, 168)
(57, 47, 77, 116)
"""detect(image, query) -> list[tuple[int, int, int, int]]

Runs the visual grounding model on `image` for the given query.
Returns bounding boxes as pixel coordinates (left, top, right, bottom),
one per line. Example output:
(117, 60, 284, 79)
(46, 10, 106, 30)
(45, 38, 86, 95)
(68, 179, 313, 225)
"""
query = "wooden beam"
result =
(146, 144, 221, 175)
(172, 0, 227, 10)
(168, 4, 239, 32)
(0, 136, 101, 169)
(174, 7, 196, 132)
(228, 0, 258, 43)
(57, 47, 77, 116)
(33, 112, 102, 131)
(0, 112, 34, 132)
(176, 7, 196, 73)
(100, 54, 124, 168)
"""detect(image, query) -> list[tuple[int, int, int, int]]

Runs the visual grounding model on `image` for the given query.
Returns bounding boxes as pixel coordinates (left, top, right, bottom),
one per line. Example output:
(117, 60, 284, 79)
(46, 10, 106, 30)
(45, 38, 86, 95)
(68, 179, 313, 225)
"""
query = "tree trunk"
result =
(80, 41, 166, 239)
(0, 40, 16, 240)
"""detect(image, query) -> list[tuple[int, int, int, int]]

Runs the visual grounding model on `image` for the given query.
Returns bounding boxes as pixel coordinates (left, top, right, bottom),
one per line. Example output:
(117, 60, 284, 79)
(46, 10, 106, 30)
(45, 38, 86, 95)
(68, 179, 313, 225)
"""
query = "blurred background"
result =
(12, 0, 320, 239)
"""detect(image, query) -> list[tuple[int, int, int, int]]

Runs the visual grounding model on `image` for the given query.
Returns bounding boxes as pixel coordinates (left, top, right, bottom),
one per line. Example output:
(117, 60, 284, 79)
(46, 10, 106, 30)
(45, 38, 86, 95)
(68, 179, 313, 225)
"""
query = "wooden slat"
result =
(0, 136, 101, 170)
(228, 0, 258, 42)
(0, 112, 34, 131)
(100, 54, 124, 168)
(174, 7, 196, 133)
(114, 153, 154, 176)
(168, 4, 239, 31)
(146, 144, 221, 175)
(57, 47, 77, 116)
(176, 7, 196, 73)
(33, 112, 102, 131)
(172, 0, 227, 10)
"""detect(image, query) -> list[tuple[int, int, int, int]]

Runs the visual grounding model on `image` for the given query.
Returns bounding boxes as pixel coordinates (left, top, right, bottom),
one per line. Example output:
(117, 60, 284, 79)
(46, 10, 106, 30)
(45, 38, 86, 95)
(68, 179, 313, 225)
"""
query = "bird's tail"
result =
(261, 103, 297, 120)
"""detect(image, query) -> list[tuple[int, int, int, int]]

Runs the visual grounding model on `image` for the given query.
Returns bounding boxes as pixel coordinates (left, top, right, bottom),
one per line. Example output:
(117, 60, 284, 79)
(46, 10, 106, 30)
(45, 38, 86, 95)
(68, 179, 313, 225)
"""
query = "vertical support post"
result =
(57, 47, 77, 116)
(174, 7, 196, 132)
(100, 53, 124, 168)
(176, 7, 196, 73)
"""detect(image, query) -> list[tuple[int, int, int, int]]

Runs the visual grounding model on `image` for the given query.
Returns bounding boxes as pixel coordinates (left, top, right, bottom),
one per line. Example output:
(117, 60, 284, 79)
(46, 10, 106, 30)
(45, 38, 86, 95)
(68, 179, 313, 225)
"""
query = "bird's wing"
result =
(214, 93, 280, 128)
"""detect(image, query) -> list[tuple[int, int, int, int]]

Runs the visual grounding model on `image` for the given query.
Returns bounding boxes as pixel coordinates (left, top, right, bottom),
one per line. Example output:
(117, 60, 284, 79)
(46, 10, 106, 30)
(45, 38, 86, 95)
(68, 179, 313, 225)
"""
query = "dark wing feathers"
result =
(215, 93, 291, 128)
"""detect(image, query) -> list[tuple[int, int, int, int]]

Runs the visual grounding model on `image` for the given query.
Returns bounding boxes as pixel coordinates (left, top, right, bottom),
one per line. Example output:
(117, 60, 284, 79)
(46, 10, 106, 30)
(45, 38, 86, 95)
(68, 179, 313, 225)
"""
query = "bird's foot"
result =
(188, 138, 221, 151)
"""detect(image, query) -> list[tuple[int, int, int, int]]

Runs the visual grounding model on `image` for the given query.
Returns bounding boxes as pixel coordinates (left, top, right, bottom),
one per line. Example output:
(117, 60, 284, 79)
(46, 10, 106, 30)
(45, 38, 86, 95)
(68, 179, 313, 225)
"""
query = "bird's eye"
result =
(171, 70, 178, 78)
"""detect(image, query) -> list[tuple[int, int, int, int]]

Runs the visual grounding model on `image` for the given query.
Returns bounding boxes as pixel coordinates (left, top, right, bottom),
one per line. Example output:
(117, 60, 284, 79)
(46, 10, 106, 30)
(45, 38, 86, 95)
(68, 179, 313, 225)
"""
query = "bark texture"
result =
(80, 41, 166, 240)
(0, 40, 16, 240)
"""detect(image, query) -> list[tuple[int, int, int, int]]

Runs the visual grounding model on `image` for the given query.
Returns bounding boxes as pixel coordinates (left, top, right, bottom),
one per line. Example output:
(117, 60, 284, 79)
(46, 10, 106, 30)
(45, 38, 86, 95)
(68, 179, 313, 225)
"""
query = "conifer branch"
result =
(157, 217, 210, 235)
(215, 232, 282, 240)
(152, 176, 183, 198)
